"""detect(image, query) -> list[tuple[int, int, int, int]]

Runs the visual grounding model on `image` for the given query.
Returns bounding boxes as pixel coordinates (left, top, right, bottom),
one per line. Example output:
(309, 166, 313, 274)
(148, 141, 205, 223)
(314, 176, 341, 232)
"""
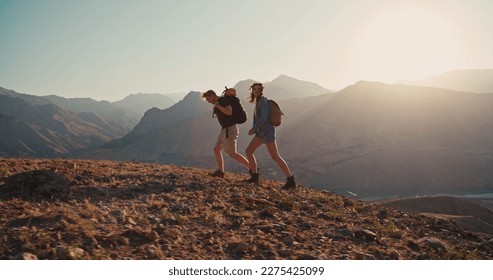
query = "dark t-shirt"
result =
(214, 97, 235, 128)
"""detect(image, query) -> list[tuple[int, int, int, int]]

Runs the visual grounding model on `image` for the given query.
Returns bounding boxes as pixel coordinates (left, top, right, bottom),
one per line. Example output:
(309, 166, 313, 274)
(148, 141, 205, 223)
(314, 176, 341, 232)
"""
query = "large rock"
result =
(2, 170, 71, 199)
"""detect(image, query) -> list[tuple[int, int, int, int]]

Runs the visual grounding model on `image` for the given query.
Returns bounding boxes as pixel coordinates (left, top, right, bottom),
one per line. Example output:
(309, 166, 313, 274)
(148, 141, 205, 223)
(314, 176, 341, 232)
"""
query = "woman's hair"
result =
(248, 82, 264, 103)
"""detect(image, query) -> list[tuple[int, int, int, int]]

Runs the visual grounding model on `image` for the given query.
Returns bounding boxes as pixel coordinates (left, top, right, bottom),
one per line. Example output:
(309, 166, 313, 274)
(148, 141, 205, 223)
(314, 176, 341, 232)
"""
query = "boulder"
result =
(2, 170, 71, 199)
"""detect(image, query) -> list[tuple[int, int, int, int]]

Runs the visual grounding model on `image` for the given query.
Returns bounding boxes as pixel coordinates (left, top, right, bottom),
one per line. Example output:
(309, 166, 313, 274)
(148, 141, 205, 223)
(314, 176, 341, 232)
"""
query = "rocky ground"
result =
(0, 157, 492, 260)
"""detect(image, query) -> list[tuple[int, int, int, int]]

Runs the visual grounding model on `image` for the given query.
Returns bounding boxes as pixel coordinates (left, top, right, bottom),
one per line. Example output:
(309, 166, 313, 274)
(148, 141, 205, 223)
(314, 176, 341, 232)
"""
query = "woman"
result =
(244, 82, 296, 189)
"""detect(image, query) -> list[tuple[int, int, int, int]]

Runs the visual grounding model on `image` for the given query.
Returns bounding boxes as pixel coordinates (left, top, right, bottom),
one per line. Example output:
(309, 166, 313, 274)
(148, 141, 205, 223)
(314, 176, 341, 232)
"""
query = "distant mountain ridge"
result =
(112, 93, 176, 116)
(0, 87, 179, 157)
(282, 81, 493, 197)
(86, 76, 333, 165)
(86, 78, 493, 199)
(120, 91, 209, 141)
(4, 71, 493, 200)
(0, 87, 140, 133)
(270, 75, 331, 97)
(233, 75, 331, 102)
(403, 69, 493, 93)
(0, 94, 118, 156)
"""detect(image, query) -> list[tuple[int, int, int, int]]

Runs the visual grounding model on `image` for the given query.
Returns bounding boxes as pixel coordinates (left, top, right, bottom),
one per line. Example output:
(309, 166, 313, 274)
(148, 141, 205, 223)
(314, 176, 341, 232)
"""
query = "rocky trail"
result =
(1, 158, 492, 260)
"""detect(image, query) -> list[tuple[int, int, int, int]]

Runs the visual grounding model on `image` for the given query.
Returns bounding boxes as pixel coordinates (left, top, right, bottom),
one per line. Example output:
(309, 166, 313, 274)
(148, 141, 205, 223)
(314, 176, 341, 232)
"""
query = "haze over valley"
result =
(2, 70, 493, 203)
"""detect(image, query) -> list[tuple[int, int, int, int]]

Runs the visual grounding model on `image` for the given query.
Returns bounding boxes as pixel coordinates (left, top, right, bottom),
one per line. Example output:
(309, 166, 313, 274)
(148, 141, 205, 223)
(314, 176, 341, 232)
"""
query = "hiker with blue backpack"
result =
(202, 89, 250, 178)
(244, 82, 296, 189)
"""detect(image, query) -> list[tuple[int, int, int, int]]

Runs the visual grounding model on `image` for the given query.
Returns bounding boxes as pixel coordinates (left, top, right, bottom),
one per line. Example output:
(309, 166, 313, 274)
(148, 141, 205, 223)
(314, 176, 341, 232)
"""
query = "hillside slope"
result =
(381, 197, 493, 235)
(0, 158, 492, 260)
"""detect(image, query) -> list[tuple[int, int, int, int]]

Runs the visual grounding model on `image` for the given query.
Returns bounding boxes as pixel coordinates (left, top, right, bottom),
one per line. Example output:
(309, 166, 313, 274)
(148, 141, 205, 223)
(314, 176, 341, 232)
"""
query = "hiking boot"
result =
(244, 172, 259, 184)
(282, 175, 296, 189)
(208, 169, 225, 178)
(247, 168, 259, 176)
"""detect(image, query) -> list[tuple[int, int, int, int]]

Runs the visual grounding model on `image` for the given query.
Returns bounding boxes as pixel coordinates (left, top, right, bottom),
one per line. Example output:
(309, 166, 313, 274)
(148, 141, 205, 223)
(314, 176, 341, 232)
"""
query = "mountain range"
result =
(284, 81, 493, 197)
(3, 70, 493, 199)
(83, 72, 493, 199)
(0, 87, 180, 157)
(403, 69, 493, 93)
(84, 76, 333, 165)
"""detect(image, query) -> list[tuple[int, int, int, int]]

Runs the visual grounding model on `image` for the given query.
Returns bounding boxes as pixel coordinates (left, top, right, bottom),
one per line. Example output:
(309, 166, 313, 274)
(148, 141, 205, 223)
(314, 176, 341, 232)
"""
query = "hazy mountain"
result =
(114, 91, 209, 142)
(0, 87, 50, 106)
(2, 75, 331, 160)
(163, 92, 189, 103)
(42, 95, 140, 133)
(403, 69, 493, 93)
(233, 75, 330, 102)
(0, 95, 121, 156)
(94, 92, 337, 167)
(232, 79, 257, 100)
(269, 74, 331, 97)
(85, 77, 332, 167)
(0, 87, 188, 140)
(88, 80, 493, 199)
(112, 93, 176, 116)
(0, 87, 140, 135)
(6, 75, 493, 200)
(88, 111, 216, 165)
(0, 113, 52, 156)
(76, 111, 125, 136)
(281, 81, 493, 197)
(90, 91, 246, 164)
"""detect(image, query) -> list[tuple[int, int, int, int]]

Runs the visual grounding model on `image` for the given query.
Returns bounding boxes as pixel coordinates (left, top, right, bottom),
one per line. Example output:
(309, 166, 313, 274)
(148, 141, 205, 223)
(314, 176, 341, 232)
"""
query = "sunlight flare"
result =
(349, 7, 461, 82)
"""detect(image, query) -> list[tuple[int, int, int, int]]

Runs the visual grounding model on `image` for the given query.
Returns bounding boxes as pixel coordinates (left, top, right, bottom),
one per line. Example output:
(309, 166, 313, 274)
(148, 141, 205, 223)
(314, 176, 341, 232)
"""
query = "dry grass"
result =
(1, 157, 492, 260)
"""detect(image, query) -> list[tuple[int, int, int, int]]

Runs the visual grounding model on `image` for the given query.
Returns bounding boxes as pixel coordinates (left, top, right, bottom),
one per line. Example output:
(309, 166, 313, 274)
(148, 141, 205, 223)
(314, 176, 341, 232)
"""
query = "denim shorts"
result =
(255, 123, 275, 143)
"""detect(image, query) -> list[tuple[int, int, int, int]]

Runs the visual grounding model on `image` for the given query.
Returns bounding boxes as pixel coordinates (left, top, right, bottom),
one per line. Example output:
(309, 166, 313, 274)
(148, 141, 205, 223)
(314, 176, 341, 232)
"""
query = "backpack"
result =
(222, 87, 247, 124)
(228, 96, 247, 124)
(267, 99, 283, 127)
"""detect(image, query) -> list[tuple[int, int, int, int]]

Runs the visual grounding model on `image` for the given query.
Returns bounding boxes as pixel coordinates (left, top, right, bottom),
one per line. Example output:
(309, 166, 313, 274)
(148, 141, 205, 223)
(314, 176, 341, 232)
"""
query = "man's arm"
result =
(215, 98, 233, 116)
(215, 104, 232, 116)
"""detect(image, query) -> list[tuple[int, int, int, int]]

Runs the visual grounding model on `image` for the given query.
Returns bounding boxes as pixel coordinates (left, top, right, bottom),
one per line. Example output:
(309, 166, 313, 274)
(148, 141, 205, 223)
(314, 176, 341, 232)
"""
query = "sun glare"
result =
(348, 7, 460, 83)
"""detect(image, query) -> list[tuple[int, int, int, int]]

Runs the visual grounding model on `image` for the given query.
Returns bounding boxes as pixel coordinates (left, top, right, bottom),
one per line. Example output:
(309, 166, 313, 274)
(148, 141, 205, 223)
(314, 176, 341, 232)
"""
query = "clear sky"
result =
(1, 0, 493, 101)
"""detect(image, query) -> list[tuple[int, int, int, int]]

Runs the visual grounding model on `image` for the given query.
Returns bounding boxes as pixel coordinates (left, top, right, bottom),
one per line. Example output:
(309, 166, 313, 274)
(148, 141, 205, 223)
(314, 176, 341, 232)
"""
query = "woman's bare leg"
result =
(245, 136, 263, 172)
(266, 141, 292, 177)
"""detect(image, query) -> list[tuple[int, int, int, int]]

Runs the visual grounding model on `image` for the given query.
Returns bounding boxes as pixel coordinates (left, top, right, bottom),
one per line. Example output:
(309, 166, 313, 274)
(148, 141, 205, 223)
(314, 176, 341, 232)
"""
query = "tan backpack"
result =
(267, 99, 283, 127)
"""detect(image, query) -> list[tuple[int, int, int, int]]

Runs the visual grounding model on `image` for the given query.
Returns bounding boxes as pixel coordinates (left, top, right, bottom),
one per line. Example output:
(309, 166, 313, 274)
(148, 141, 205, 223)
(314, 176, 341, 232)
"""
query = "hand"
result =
(248, 128, 254, 135)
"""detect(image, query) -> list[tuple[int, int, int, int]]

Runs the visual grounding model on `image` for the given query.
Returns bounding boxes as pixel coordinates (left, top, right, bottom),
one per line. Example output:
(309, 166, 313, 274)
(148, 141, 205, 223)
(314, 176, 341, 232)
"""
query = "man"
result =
(202, 89, 250, 178)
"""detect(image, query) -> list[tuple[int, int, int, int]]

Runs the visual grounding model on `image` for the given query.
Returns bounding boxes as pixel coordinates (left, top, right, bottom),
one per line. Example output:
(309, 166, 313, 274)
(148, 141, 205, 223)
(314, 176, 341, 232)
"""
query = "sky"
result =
(1, 0, 493, 101)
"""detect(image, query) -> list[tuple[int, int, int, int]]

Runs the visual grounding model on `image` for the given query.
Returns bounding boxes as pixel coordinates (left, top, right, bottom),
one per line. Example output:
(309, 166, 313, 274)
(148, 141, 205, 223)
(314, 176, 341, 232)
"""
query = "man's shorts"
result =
(215, 125, 238, 154)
